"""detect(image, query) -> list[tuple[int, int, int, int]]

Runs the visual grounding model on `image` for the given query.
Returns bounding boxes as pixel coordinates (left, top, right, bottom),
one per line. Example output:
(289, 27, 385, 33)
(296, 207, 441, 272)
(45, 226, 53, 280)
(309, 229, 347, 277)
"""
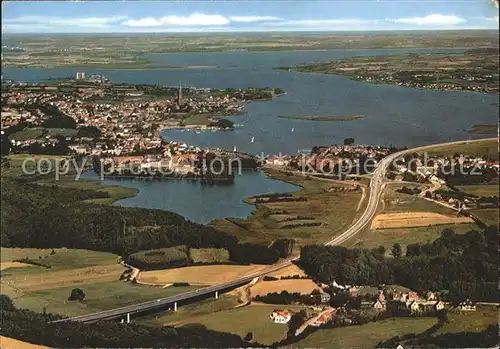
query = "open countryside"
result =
(0, 1, 498, 348)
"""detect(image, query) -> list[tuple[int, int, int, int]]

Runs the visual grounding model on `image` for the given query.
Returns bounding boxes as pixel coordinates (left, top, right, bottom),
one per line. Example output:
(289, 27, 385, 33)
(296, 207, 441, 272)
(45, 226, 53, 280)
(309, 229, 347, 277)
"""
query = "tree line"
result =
(1, 178, 289, 266)
(0, 295, 256, 348)
(300, 226, 499, 302)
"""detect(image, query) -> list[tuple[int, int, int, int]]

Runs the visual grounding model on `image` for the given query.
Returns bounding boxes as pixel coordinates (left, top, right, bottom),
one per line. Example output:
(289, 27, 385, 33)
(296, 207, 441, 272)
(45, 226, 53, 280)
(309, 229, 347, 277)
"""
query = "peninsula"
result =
(277, 114, 367, 122)
(277, 48, 499, 94)
(1, 77, 279, 179)
(2, 31, 497, 69)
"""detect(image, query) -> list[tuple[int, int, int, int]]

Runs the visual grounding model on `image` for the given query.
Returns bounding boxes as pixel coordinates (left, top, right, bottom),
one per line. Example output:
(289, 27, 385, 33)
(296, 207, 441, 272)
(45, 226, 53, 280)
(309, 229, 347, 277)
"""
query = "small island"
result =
(277, 114, 367, 122)
(467, 124, 498, 135)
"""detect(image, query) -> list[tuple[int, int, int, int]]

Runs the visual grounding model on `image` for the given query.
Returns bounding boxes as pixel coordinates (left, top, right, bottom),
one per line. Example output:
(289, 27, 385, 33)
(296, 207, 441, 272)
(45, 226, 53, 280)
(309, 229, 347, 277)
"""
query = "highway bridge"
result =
(52, 138, 496, 324)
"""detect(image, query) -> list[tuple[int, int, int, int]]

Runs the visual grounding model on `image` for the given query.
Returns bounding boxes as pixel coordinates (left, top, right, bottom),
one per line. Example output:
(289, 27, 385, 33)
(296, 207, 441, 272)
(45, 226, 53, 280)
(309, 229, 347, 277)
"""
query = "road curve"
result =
(53, 138, 496, 323)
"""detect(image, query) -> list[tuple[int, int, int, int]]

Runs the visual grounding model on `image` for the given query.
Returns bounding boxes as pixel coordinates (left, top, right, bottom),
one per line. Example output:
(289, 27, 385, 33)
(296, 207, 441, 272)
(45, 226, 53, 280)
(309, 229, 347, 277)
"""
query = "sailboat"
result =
(291, 127, 295, 133)
(251, 136, 255, 143)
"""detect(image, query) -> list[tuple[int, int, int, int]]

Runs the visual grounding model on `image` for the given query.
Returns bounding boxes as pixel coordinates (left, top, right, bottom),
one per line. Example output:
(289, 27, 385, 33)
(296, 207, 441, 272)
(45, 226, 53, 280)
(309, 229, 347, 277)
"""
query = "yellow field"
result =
(4, 264, 125, 292)
(137, 265, 268, 286)
(371, 212, 473, 229)
(266, 264, 306, 278)
(0, 336, 50, 349)
(0, 262, 31, 271)
(250, 279, 320, 297)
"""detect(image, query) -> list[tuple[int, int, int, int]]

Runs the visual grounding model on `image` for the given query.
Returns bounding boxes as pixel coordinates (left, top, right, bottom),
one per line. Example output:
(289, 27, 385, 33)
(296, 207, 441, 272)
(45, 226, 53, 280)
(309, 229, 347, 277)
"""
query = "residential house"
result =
(372, 300, 386, 312)
(426, 291, 437, 301)
(458, 300, 477, 311)
(407, 291, 419, 301)
(270, 309, 292, 324)
(377, 290, 386, 303)
(409, 301, 421, 314)
(419, 301, 445, 313)
(311, 310, 335, 327)
(435, 301, 445, 311)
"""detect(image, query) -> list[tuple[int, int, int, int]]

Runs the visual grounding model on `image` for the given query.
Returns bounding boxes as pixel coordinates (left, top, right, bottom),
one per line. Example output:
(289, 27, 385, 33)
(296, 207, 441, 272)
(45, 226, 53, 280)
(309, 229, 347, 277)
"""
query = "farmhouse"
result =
(270, 309, 292, 324)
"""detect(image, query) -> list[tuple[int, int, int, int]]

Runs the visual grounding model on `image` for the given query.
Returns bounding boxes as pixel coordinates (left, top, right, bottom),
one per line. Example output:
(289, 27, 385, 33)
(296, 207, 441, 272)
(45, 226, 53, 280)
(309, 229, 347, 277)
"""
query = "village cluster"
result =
(268, 285, 479, 336)
(353, 73, 498, 94)
(0, 77, 270, 175)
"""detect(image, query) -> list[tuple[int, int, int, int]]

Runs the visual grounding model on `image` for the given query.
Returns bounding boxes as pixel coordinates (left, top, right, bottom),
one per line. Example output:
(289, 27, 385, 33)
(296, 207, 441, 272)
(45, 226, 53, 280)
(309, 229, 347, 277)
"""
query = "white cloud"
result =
(229, 16, 282, 23)
(481, 16, 499, 22)
(122, 13, 230, 27)
(279, 18, 380, 26)
(392, 14, 466, 26)
(4, 15, 127, 29)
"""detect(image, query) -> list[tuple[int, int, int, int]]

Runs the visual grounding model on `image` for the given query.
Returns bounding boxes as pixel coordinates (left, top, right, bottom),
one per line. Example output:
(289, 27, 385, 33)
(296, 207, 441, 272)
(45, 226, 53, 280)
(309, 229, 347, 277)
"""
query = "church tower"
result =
(177, 81, 183, 106)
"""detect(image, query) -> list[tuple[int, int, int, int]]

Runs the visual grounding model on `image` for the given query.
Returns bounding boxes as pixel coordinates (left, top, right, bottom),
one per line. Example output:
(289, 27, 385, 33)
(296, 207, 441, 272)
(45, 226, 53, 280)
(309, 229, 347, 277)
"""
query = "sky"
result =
(2, 0, 499, 33)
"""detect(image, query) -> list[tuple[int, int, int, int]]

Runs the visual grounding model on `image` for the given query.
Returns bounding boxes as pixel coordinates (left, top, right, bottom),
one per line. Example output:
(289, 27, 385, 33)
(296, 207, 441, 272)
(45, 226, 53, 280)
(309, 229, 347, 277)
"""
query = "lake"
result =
(4, 49, 498, 223)
(81, 170, 299, 224)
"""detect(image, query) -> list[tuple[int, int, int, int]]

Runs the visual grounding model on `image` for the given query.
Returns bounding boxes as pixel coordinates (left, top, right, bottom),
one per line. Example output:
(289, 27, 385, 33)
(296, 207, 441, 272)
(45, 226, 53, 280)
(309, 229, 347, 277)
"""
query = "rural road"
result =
(52, 138, 496, 324)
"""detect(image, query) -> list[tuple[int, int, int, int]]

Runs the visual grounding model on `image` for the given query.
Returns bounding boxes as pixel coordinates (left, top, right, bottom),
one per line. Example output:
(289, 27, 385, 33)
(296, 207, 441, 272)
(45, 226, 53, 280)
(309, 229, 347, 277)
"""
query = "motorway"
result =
(52, 138, 496, 324)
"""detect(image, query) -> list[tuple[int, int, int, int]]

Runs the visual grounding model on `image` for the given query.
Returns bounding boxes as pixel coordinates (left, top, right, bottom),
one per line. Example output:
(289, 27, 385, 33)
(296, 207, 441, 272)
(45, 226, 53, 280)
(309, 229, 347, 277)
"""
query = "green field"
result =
(190, 248, 230, 264)
(0, 247, 198, 318)
(210, 170, 363, 249)
(171, 303, 311, 345)
(0, 247, 118, 270)
(143, 295, 240, 326)
(437, 305, 498, 334)
(349, 223, 480, 253)
(13, 282, 198, 317)
(177, 113, 210, 126)
(470, 208, 499, 227)
(382, 183, 455, 214)
(128, 246, 190, 268)
(9, 127, 78, 141)
(456, 184, 499, 197)
(2, 154, 74, 178)
(37, 177, 138, 204)
(421, 139, 498, 161)
(292, 317, 437, 349)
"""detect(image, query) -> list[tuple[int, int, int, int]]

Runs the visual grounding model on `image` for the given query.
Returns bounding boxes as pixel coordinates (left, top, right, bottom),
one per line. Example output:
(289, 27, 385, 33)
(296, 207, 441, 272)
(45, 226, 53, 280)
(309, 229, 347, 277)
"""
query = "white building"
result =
(76, 72, 86, 80)
(270, 310, 292, 324)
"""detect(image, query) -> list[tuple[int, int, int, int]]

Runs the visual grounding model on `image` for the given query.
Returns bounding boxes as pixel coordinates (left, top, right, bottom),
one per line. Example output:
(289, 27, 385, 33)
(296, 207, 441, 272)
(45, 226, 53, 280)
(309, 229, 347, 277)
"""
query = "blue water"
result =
(81, 170, 299, 224)
(5, 49, 497, 223)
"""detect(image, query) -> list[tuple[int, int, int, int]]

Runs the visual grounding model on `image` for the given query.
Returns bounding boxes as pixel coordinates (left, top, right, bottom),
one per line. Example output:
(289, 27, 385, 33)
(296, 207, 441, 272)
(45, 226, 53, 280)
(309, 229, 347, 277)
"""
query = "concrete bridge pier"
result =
(174, 302, 178, 311)
(126, 313, 130, 323)
(215, 291, 219, 299)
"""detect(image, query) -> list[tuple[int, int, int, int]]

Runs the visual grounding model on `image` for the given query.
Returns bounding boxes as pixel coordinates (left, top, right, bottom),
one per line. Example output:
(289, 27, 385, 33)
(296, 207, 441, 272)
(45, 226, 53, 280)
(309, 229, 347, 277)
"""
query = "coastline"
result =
(280, 69, 499, 95)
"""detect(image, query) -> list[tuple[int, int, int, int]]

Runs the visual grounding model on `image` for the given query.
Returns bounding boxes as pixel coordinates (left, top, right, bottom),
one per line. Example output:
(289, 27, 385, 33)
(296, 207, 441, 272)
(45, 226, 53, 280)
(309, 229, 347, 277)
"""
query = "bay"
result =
(5, 48, 497, 223)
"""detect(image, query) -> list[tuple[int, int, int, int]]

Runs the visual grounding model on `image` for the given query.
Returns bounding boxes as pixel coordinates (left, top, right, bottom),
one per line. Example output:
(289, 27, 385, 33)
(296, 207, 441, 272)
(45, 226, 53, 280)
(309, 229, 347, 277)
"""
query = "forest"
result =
(0, 177, 285, 265)
(0, 295, 256, 348)
(300, 226, 499, 302)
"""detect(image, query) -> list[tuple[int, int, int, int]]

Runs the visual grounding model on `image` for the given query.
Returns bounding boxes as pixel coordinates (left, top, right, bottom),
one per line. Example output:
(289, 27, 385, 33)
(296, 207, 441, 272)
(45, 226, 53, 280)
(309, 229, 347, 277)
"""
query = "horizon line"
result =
(2, 28, 499, 35)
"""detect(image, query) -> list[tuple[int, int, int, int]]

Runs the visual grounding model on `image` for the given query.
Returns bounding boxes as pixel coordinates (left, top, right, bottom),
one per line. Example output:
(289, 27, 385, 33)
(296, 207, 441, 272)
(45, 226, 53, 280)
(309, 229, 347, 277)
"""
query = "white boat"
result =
(291, 127, 295, 133)
(251, 136, 255, 143)
(195, 130, 201, 134)
(233, 146, 237, 152)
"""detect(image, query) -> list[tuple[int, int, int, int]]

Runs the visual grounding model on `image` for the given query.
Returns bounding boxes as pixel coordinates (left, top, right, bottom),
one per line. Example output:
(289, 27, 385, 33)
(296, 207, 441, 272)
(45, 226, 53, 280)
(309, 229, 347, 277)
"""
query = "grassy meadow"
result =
(211, 170, 363, 250)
